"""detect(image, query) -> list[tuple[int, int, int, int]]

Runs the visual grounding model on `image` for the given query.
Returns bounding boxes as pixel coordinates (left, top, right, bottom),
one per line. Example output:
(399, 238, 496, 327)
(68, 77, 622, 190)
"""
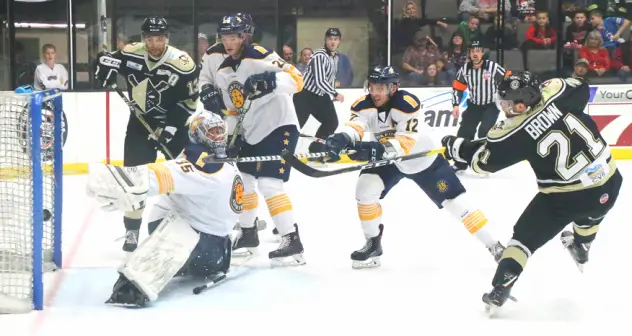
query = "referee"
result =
(451, 40, 511, 172)
(293, 28, 344, 153)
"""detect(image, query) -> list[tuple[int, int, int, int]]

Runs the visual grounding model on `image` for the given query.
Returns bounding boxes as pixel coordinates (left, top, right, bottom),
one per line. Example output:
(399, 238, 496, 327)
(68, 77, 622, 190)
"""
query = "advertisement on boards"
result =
(586, 85, 632, 149)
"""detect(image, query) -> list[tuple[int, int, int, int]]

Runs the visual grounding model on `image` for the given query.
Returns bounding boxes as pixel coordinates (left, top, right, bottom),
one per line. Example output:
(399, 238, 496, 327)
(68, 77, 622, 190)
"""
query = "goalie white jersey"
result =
(145, 144, 243, 237)
(340, 90, 439, 174)
(215, 44, 303, 144)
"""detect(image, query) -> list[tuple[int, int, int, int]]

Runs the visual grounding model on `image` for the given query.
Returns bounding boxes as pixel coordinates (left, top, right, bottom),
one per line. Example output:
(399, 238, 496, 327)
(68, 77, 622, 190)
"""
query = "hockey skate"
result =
(487, 241, 505, 262)
(232, 224, 260, 258)
(482, 273, 519, 317)
(105, 273, 150, 308)
(122, 229, 139, 252)
(269, 224, 306, 267)
(560, 230, 591, 272)
(351, 224, 384, 269)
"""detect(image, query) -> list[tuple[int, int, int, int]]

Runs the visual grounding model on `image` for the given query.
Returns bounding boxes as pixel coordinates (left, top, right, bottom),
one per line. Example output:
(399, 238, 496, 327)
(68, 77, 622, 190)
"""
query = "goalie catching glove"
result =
(86, 164, 149, 212)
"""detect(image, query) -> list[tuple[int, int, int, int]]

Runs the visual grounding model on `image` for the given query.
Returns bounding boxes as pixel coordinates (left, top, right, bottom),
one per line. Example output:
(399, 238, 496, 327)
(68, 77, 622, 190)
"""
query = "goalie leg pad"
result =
(118, 212, 200, 302)
(183, 232, 232, 278)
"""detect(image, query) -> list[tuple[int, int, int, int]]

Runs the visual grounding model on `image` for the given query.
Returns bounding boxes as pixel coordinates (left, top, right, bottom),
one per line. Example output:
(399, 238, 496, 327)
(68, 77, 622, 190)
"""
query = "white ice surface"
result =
(2, 161, 631, 336)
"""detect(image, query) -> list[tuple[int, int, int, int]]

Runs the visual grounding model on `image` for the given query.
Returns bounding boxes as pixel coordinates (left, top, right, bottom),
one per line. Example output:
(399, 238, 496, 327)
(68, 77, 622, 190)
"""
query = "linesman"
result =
(451, 40, 511, 172)
(293, 28, 344, 153)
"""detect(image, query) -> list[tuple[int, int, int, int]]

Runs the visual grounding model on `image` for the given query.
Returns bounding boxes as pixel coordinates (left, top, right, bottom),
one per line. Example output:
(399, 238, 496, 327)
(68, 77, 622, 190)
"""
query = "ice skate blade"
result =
(270, 254, 306, 267)
(484, 302, 500, 318)
(352, 256, 381, 269)
(232, 247, 258, 258)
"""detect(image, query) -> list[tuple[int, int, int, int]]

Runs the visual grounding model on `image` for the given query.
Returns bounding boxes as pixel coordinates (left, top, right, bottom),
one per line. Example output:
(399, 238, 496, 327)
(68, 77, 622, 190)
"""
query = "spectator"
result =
(34, 44, 68, 91)
(420, 63, 450, 86)
(610, 36, 632, 81)
(565, 10, 591, 45)
(572, 58, 590, 79)
(458, 0, 512, 22)
(335, 53, 354, 87)
(483, 15, 519, 49)
(457, 16, 485, 48)
(435, 58, 453, 81)
(391, 1, 448, 52)
(579, 31, 611, 77)
(402, 33, 441, 84)
(444, 31, 469, 78)
(524, 11, 557, 49)
(590, 9, 629, 50)
(296, 47, 312, 74)
(117, 33, 129, 51)
(197, 33, 210, 60)
(516, 0, 537, 23)
(282, 45, 294, 64)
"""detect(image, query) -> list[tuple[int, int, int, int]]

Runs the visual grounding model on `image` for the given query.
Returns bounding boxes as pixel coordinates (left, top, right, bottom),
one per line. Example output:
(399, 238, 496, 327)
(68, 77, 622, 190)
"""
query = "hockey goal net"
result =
(0, 89, 63, 313)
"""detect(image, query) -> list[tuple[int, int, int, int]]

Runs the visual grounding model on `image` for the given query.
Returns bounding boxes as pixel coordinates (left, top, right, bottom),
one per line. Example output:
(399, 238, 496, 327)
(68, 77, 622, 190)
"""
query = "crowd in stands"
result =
(389, 0, 632, 86)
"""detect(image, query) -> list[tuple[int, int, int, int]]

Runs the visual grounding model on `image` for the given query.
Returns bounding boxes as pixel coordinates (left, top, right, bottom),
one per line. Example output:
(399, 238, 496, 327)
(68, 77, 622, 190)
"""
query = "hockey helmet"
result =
(236, 13, 255, 35)
(186, 110, 227, 159)
(217, 14, 251, 36)
(496, 71, 542, 116)
(141, 16, 169, 37)
(365, 66, 400, 95)
(325, 28, 342, 38)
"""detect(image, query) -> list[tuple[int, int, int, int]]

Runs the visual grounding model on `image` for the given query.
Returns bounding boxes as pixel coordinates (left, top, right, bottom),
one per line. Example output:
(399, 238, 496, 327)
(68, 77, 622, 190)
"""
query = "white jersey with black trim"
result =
(145, 146, 243, 237)
(215, 44, 303, 144)
(340, 90, 440, 174)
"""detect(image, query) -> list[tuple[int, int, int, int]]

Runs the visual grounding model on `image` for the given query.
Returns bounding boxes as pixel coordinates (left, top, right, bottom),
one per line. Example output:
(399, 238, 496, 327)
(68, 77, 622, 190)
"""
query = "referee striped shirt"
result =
(451, 59, 510, 106)
(302, 48, 338, 96)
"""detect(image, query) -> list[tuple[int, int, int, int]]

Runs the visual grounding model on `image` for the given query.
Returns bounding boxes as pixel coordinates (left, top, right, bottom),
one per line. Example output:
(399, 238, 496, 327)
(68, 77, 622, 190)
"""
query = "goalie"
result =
(86, 111, 243, 307)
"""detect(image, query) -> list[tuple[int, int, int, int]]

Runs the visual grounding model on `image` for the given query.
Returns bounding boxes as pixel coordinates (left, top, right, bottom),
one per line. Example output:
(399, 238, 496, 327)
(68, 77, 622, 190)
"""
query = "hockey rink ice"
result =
(2, 161, 632, 336)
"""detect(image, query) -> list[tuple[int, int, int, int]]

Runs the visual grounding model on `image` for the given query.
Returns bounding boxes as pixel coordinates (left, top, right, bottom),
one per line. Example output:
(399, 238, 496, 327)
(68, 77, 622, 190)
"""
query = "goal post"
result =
(0, 88, 63, 313)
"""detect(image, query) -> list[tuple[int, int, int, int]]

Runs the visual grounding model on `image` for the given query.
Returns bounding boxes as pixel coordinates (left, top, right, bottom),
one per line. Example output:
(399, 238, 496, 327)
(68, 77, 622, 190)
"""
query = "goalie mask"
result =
(187, 111, 228, 159)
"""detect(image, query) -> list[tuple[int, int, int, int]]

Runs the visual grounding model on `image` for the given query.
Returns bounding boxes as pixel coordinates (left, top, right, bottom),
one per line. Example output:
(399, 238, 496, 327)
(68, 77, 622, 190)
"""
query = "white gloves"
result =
(86, 163, 150, 212)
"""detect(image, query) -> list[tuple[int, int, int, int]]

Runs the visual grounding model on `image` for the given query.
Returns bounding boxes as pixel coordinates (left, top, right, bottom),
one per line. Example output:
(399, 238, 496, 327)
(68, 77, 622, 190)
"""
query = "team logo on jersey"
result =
(599, 193, 609, 204)
(436, 180, 448, 193)
(228, 81, 251, 114)
(510, 80, 520, 89)
(178, 55, 190, 66)
(230, 175, 244, 214)
(483, 70, 491, 80)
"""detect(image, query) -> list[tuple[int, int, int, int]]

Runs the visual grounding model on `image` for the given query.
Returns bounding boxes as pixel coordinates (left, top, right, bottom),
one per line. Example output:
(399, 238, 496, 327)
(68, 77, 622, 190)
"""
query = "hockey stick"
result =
(192, 254, 254, 294)
(281, 147, 446, 178)
(202, 150, 337, 164)
(110, 84, 175, 159)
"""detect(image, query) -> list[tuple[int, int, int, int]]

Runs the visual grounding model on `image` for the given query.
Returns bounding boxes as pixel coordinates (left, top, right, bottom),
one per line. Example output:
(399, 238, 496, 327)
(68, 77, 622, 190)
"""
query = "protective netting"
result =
(0, 92, 61, 313)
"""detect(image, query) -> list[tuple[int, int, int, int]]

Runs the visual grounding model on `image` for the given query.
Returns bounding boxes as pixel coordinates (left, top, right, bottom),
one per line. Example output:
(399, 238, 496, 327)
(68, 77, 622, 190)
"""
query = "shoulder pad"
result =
(183, 144, 223, 174)
(165, 47, 196, 73)
(242, 44, 272, 60)
(391, 90, 421, 113)
(206, 42, 226, 55)
(539, 78, 565, 103)
(122, 42, 145, 55)
(350, 95, 374, 112)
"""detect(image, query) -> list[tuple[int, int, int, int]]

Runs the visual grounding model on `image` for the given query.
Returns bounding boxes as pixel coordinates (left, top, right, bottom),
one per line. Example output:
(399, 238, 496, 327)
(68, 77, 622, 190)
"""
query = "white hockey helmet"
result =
(186, 110, 228, 159)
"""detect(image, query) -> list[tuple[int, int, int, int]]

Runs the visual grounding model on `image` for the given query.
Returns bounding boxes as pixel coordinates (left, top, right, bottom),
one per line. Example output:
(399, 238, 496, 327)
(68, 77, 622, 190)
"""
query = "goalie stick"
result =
(281, 147, 446, 178)
(202, 150, 356, 164)
(111, 84, 175, 159)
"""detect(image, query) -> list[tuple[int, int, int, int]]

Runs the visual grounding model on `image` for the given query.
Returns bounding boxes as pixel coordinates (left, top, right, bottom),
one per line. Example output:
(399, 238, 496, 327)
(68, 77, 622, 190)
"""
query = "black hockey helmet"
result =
(141, 16, 169, 36)
(325, 28, 342, 38)
(496, 71, 542, 115)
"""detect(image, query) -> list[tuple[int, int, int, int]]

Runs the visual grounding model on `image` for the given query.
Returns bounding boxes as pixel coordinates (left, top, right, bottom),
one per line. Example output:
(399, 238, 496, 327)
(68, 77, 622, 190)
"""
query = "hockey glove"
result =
(150, 125, 176, 155)
(348, 141, 395, 162)
(94, 51, 121, 88)
(199, 84, 226, 116)
(324, 133, 352, 162)
(244, 72, 276, 100)
(86, 163, 149, 212)
(441, 136, 487, 163)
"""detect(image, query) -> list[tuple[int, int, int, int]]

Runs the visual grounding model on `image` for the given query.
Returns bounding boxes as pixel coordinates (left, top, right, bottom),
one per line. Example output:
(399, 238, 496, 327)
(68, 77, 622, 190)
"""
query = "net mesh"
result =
(0, 93, 59, 313)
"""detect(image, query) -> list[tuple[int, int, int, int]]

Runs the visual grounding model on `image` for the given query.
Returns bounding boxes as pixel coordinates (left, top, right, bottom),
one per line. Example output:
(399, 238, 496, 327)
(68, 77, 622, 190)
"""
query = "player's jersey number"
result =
(537, 114, 605, 181)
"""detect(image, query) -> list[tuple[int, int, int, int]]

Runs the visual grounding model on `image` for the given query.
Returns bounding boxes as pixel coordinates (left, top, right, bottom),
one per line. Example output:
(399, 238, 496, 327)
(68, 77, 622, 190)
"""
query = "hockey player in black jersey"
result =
(93, 16, 200, 252)
(442, 72, 623, 316)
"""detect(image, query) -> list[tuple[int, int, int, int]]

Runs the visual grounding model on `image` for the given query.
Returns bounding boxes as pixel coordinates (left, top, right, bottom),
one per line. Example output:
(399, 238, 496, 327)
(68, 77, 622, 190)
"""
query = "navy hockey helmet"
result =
(141, 16, 169, 36)
(217, 14, 251, 36)
(496, 71, 542, 115)
(236, 13, 255, 35)
(365, 66, 400, 94)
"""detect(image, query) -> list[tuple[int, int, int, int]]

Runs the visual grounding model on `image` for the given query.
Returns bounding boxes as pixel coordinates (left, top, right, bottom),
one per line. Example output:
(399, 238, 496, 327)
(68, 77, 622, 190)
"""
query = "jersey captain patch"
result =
(228, 81, 251, 114)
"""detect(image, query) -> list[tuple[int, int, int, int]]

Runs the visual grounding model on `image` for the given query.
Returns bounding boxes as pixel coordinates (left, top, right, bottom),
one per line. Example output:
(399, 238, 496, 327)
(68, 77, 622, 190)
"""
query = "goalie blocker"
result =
(86, 111, 242, 307)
